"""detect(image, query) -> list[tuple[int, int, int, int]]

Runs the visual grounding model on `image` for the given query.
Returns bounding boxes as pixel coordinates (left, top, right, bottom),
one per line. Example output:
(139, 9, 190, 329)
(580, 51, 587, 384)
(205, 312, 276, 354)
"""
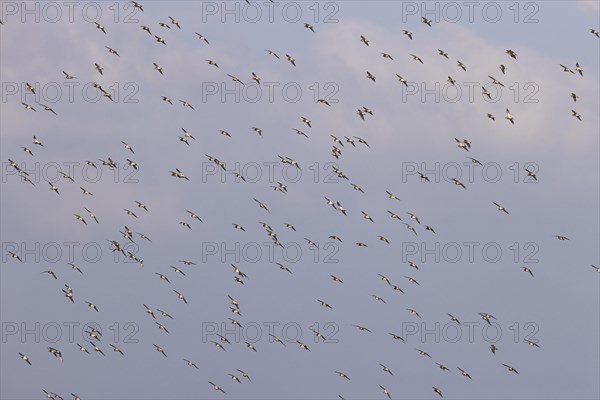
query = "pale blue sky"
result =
(1, 1, 599, 399)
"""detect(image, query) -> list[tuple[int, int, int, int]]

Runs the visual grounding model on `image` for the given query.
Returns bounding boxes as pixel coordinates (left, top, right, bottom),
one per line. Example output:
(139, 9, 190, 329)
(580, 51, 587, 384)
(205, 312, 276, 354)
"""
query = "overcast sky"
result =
(1, 1, 599, 399)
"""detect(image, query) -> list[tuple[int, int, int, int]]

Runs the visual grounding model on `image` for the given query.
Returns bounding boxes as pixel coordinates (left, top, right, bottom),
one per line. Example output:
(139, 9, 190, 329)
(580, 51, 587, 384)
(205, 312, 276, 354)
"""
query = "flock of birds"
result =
(3, 1, 599, 399)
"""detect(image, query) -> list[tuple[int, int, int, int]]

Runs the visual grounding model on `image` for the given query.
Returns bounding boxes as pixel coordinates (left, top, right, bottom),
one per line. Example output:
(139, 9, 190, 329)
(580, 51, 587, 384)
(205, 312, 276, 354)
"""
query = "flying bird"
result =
(410, 53, 423, 64)
(379, 385, 392, 399)
(525, 168, 537, 181)
(19, 352, 32, 365)
(33, 136, 43, 146)
(253, 198, 270, 213)
(94, 22, 106, 34)
(317, 299, 333, 309)
(488, 75, 504, 86)
(458, 367, 472, 379)
(352, 324, 372, 333)
(389, 333, 405, 341)
(195, 32, 209, 44)
(237, 369, 252, 382)
(406, 308, 422, 318)
(560, 64, 575, 74)
(42, 270, 57, 279)
(153, 344, 167, 357)
(396, 74, 408, 86)
(168, 16, 181, 29)
(455, 138, 471, 151)
(505, 108, 515, 124)
(417, 349, 431, 357)
(406, 212, 420, 224)
(334, 371, 350, 380)
(361, 211, 374, 223)
(85, 301, 99, 312)
(173, 290, 188, 304)
(380, 364, 393, 375)
(179, 100, 195, 110)
(39, 104, 57, 115)
(493, 202, 510, 214)
(106, 46, 119, 56)
(22, 102, 36, 112)
(286, 54, 296, 66)
(502, 363, 519, 374)
(521, 266, 534, 277)
(448, 313, 461, 325)
(208, 381, 226, 394)
(386, 191, 400, 200)
(110, 344, 124, 355)
(265, 49, 280, 59)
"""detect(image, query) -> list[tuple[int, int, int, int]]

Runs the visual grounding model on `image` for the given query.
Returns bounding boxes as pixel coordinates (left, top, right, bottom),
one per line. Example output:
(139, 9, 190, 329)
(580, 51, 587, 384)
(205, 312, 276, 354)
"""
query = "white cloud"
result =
(578, 0, 600, 13)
